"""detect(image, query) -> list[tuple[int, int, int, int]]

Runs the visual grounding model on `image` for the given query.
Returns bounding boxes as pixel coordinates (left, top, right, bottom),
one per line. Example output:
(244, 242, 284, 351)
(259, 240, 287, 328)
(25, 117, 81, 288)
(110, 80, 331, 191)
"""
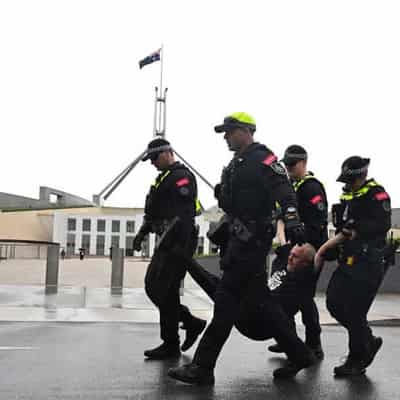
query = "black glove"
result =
(341, 218, 356, 238)
(133, 232, 145, 251)
(284, 207, 306, 245)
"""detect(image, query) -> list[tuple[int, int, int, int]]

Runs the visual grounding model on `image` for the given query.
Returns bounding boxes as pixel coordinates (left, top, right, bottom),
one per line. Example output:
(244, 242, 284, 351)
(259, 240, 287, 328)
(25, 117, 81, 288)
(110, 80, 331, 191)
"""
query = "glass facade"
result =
(96, 235, 105, 256)
(82, 219, 91, 232)
(97, 219, 106, 232)
(112, 220, 120, 233)
(67, 218, 76, 231)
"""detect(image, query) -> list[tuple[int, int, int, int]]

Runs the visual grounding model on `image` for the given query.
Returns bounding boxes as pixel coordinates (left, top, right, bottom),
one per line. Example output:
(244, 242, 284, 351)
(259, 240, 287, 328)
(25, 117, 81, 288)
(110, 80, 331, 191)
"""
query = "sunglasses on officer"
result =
(284, 160, 299, 168)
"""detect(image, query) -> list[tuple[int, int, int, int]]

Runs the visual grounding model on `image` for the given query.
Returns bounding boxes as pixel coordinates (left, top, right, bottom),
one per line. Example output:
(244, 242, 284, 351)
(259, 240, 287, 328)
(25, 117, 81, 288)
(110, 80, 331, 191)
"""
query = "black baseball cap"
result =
(337, 156, 370, 183)
(142, 138, 172, 161)
(281, 145, 308, 166)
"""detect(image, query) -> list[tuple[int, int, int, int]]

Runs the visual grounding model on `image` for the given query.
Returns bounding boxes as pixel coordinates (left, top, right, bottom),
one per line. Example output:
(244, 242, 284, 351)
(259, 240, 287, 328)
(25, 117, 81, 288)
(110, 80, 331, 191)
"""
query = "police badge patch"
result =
(179, 186, 189, 196)
(382, 200, 391, 212)
(270, 162, 287, 175)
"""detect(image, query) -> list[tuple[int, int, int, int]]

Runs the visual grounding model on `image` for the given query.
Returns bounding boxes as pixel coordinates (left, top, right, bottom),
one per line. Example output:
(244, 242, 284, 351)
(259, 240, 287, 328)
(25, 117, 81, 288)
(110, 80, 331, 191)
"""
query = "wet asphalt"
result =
(0, 322, 399, 400)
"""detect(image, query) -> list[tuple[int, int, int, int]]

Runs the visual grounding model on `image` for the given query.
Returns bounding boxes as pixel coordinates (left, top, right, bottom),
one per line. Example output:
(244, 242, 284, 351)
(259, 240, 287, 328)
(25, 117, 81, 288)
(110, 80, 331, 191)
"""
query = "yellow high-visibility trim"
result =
(340, 180, 379, 201)
(293, 174, 319, 192)
(153, 170, 171, 189)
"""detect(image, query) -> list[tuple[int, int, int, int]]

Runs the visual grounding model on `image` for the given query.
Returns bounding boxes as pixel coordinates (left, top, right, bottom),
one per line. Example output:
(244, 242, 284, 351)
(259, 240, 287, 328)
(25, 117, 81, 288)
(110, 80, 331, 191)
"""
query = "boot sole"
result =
(334, 369, 366, 377)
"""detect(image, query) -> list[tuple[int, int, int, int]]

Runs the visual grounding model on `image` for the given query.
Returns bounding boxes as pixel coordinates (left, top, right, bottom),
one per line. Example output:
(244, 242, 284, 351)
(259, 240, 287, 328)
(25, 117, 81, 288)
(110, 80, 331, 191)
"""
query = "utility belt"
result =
(208, 214, 273, 245)
(151, 218, 195, 236)
(339, 239, 385, 266)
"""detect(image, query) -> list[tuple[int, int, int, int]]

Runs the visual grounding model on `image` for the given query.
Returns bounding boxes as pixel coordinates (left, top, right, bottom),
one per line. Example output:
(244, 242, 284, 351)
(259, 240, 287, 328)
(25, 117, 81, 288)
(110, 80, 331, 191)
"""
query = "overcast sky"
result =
(1, 1, 399, 210)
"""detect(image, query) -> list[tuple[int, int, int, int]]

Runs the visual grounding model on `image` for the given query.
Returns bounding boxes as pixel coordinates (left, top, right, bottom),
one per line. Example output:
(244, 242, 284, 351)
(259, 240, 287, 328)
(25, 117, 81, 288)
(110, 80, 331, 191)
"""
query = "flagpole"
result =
(158, 44, 164, 137)
(159, 44, 163, 93)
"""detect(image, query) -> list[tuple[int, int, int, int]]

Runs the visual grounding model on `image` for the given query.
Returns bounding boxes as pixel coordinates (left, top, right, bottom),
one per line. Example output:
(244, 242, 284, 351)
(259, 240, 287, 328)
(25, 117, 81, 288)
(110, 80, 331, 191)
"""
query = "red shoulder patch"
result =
(262, 154, 278, 166)
(375, 192, 389, 201)
(176, 177, 190, 187)
(310, 195, 322, 205)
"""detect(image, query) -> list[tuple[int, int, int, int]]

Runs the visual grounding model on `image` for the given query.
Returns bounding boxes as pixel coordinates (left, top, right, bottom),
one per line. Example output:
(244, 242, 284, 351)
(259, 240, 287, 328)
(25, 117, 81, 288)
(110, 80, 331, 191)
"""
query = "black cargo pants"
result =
(326, 249, 384, 361)
(144, 227, 199, 345)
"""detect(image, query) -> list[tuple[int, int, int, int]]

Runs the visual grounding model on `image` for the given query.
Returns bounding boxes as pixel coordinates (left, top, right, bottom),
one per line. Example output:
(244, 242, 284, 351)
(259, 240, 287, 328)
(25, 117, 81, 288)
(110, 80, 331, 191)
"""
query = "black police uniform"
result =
(327, 178, 391, 370)
(292, 173, 328, 349)
(138, 161, 203, 349)
(189, 143, 314, 372)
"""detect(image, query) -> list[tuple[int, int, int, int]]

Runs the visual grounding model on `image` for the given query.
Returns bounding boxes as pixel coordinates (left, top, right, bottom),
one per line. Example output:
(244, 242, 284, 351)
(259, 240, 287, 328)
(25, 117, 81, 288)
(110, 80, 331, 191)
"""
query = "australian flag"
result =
(139, 48, 161, 69)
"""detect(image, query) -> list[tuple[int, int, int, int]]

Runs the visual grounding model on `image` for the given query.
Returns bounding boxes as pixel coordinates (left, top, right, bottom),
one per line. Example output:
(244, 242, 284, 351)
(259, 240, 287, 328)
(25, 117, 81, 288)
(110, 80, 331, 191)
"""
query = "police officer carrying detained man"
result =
(133, 138, 206, 359)
(168, 112, 316, 385)
(315, 156, 391, 376)
(268, 145, 328, 359)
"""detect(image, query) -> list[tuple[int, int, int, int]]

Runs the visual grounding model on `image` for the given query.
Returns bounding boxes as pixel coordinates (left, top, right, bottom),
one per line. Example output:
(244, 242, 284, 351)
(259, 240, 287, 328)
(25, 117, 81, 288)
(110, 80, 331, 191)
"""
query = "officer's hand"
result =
(284, 207, 306, 245)
(285, 221, 306, 246)
(342, 228, 357, 240)
(133, 232, 144, 251)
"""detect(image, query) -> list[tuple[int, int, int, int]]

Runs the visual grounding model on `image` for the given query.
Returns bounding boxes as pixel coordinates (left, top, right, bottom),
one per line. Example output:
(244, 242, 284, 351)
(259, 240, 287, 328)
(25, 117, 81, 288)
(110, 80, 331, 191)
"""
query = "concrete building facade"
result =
(0, 205, 222, 259)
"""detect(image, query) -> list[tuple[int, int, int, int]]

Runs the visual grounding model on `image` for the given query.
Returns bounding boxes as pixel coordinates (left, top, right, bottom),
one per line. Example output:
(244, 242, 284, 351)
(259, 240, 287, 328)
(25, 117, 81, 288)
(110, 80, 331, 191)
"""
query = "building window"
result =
(197, 236, 204, 255)
(96, 235, 105, 256)
(97, 219, 106, 232)
(125, 236, 134, 256)
(67, 218, 76, 231)
(82, 219, 91, 232)
(112, 220, 120, 233)
(81, 234, 91, 254)
(126, 220, 135, 233)
(111, 235, 120, 248)
(66, 233, 76, 256)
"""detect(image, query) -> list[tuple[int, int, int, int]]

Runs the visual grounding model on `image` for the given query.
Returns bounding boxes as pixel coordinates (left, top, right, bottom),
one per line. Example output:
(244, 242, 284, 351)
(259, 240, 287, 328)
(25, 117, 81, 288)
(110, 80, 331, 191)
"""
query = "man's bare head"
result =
(287, 243, 316, 272)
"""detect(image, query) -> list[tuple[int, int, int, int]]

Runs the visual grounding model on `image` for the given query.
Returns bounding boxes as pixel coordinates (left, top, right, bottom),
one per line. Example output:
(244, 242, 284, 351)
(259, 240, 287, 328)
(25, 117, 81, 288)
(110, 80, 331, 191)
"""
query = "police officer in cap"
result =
(168, 112, 316, 384)
(316, 156, 391, 376)
(268, 145, 328, 359)
(134, 138, 206, 359)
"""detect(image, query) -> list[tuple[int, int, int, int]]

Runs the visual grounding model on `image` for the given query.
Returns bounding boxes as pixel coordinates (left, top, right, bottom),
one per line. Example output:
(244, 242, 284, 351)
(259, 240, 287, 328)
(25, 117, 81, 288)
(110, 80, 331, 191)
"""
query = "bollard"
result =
(111, 247, 124, 295)
(45, 244, 60, 294)
(179, 278, 184, 296)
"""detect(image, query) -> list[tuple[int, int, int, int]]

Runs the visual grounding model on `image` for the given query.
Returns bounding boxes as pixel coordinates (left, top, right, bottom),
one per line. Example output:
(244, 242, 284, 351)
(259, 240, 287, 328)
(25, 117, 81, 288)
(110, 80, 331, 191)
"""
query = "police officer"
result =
(318, 156, 391, 376)
(168, 112, 316, 385)
(268, 145, 328, 359)
(134, 138, 206, 359)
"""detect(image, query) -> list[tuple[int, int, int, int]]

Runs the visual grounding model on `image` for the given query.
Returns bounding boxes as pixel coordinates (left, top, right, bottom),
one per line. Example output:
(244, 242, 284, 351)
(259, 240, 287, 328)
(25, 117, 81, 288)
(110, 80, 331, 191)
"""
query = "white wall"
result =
(52, 211, 215, 257)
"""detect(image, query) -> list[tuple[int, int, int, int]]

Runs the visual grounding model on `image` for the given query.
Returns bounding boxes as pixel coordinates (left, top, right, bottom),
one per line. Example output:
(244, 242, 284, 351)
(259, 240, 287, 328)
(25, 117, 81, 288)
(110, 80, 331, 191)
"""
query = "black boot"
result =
(273, 355, 316, 379)
(268, 343, 284, 353)
(361, 336, 383, 369)
(181, 319, 207, 352)
(144, 342, 180, 360)
(168, 363, 215, 385)
(334, 357, 365, 377)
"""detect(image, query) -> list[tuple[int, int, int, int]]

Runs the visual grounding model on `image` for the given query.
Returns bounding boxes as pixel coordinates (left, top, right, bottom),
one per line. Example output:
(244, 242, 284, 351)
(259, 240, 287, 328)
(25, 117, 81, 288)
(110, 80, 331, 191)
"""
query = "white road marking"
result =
(0, 346, 39, 350)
